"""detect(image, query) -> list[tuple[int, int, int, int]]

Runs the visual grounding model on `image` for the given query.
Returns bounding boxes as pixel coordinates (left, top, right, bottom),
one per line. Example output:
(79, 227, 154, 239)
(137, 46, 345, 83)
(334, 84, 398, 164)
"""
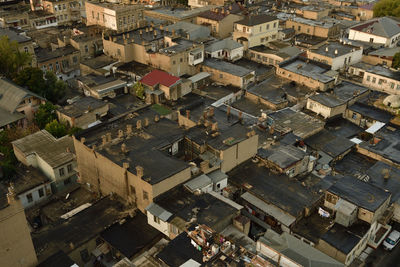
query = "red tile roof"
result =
(140, 69, 180, 87)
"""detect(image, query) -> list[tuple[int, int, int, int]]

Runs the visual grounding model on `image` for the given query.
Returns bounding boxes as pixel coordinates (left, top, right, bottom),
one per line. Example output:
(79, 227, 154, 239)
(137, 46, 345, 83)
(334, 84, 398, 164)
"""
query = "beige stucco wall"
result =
(220, 134, 258, 172)
(0, 199, 37, 267)
(276, 66, 334, 91)
(306, 98, 346, 118)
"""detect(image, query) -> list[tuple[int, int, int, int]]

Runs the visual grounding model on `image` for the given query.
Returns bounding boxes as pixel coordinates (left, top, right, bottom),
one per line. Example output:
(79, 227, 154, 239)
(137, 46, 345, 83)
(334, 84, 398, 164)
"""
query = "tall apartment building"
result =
(31, 0, 83, 24)
(85, 1, 145, 32)
(233, 14, 279, 49)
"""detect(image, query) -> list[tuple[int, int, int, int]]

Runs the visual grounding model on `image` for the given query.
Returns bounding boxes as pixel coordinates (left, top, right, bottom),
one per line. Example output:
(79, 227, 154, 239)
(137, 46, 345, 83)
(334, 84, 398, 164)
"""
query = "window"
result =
(180, 58, 183, 62)
(59, 167, 65, 176)
(84, 45, 88, 53)
(56, 61, 60, 71)
(250, 52, 255, 58)
(298, 26, 301, 31)
(24, 47, 28, 53)
(171, 224, 179, 235)
(67, 164, 73, 173)
(39, 188, 44, 198)
(266, 24, 269, 30)
(369, 38, 374, 43)
(92, 11, 94, 19)
(259, 26, 262, 31)
(307, 28, 310, 33)
(378, 79, 384, 85)
(261, 38, 265, 42)
(397, 84, 400, 90)
(274, 22, 277, 28)
(55, 5, 58, 11)
(63, 3, 66, 9)
(64, 177, 71, 185)
(352, 112, 357, 119)
(27, 193, 33, 203)
(143, 190, 149, 200)
(123, 16, 126, 24)
(117, 48, 121, 56)
(153, 215, 160, 224)
(372, 77, 376, 83)
(366, 75, 370, 81)
(73, 56, 77, 64)
(65, 14, 68, 20)
(49, 64, 53, 71)
(172, 60, 176, 65)
(219, 74, 223, 78)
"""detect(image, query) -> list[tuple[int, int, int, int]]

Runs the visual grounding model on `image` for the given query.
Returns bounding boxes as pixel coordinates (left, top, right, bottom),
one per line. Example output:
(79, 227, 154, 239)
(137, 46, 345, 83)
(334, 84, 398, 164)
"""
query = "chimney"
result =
(69, 242, 75, 250)
(136, 166, 144, 179)
(144, 117, 149, 127)
(123, 162, 130, 169)
(118, 129, 124, 139)
(203, 110, 207, 120)
(121, 143, 127, 153)
(208, 107, 214, 117)
(106, 132, 112, 142)
(101, 135, 107, 145)
(7, 183, 15, 205)
(212, 122, 218, 131)
(154, 115, 160, 122)
(80, 137, 86, 143)
(66, 147, 71, 153)
(238, 111, 243, 121)
(136, 119, 142, 130)
(200, 160, 209, 173)
(186, 109, 190, 119)
(334, 49, 338, 55)
(227, 106, 231, 117)
(325, 46, 328, 52)
(126, 124, 132, 135)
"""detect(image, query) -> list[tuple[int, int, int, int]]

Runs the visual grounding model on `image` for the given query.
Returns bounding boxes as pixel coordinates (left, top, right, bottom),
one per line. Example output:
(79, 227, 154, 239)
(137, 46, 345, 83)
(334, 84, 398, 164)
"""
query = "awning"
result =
(241, 192, 296, 227)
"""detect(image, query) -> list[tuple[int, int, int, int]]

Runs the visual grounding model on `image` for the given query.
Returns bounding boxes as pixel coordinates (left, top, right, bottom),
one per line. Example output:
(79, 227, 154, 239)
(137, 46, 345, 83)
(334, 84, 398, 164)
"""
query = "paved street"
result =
(365, 223, 400, 267)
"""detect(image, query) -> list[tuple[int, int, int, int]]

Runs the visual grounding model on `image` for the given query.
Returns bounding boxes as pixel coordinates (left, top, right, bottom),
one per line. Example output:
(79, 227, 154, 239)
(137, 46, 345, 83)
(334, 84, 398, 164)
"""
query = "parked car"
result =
(383, 230, 400, 251)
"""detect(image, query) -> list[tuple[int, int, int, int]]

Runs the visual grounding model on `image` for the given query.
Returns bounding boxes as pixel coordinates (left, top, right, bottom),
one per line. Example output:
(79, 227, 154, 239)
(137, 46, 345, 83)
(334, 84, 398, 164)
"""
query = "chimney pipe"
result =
(208, 107, 214, 117)
(154, 115, 160, 122)
(80, 137, 86, 143)
(186, 110, 190, 119)
(136, 119, 142, 130)
(126, 124, 132, 135)
(101, 135, 107, 145)
(121, 143, 127, 153)
(106, 132, 112, 142)
(118, 129, 124, 139)
(144, 117, 149, 127)
(136, 166, 144, 179)
(7, 183, 15, 205)
(123, 162, 130, 169)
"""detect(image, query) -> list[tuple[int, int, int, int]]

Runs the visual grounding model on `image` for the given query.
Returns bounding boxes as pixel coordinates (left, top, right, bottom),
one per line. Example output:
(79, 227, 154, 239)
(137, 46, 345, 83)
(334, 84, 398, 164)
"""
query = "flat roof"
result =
(328, 175, 390, 212)
(258, 144, 306, 169)
(279, 57, 335, 83)
(203, 58, 254, 77)
(0, 28, 31, 43)
(228, 160, 321, 218)
(366, 65, 400, 81)
(58, 97, 107, 118)
(247, 78, 288, 105)
(333, 81, 369, 103)
(236, 14, 277, 26)
(348, 102, 393, 123)
(367, 161, 400, 203)
(14, 166, 50, 195)
(12, 130, 75, 168)
(309, 93, 345, 108)
(312, 41, 361, 58)
(100, 212, 161, 259)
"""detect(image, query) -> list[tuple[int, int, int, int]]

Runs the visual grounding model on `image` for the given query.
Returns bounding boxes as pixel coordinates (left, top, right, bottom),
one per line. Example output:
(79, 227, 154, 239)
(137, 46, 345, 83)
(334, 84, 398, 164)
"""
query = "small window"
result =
(130, 185, 136, 195)
(84, 45, 88, 53)
(173, 60, 176, 65)
(38, 188, 44, 198)
(24, 47, 28, 53)
(352, 112, 357, 120)
(143, 190, 148, 200)
(266, 24, 269, 30)
(372, 77, 376, 83)
(27, 193, 33, 203)
(63, 3, 66, 9)
(180, 58, 183, 63)
(67, 164, 73, 173)
(153, 215, 160, 224)
(366, 75, 370, 81)
(219, 74, 223, 78)
(59, 168, 65, 176)
(274, 22, 277, 28)
(117, 48, 121, 56)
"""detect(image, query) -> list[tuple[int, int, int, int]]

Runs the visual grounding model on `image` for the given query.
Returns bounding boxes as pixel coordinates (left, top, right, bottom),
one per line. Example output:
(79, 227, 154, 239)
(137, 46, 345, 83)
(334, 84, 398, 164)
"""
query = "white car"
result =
(383, 230, 400, 251)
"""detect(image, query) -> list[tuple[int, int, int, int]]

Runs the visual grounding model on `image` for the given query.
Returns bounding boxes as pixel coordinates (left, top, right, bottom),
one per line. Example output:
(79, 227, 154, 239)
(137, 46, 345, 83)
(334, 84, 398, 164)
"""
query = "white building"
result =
(348, 17, 400, 48)
(205, 38, 243, 61)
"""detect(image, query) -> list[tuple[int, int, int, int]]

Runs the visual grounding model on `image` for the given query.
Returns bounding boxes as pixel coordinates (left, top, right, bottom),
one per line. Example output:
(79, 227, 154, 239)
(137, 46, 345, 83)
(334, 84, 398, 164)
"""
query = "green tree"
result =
(134, 82, 145, 99)
(14, 68, 67, 103)
(0, 36, 31, 79)
(34, 102, 57, 129)
(393, 52, 400, 69)
(373, 0, 400, 17)
(45, 120, 67, 138)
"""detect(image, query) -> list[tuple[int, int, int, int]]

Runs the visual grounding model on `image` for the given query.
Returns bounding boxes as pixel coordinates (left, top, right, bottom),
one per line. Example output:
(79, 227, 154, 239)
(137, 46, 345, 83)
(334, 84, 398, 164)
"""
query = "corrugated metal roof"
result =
(145, 202, 173, 222)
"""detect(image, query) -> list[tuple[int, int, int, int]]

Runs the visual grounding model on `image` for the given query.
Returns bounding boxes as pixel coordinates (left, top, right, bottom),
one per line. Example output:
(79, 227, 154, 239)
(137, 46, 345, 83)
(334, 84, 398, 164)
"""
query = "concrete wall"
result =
(276, 66, 334, 91)
(220, 134, 258, 172)
(146, 212, 170, 236)
(233, 20, 279, 49)
(0, 199, 38, 267)
(286, 20, 338, 38)
(362, 71, 400, 95)
(307, 47, 363, 70)
(18, 183, 52, 209)
(349, 29, 400, 47)
(306, 98, 347, 118)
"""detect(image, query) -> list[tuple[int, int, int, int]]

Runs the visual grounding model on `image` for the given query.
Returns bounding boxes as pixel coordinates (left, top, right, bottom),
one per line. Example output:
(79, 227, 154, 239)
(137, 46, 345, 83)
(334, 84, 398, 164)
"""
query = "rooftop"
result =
(205, 38, 242, 53)
(279, 56, 335, 84)
(348, 102, 393, 123)
(236, 14, 277, 26)
(80, 54, 117, 70)
(57, 97, 107, 118)
(12, 130, 75, 168)
(140, 69, 180, 87)
(0, 28, 31, 43)
(228, 160, 321, 218)
(365, 64, 400, 81)
(304, 129, 355, 158)
(309, 93, 345, 108)
(37, 250, 76, 267)
(350, 17, 400, 38)
(312, 41, 361, 58)
(100, 212, 161, 259)
(321, 223, 368, 254)
(366, 161, 400, 203)
(203, 58, 254, 77)
(35, 45, 78, 63)
(258, 144, 306, 169)
(198, 3, 243, 21)
(145, 6, 216, 20)
(13, 165, 50, 195)
(327, 175, 391, 211)
(332, 81, 369, 103)
(75, 108, 190, 185)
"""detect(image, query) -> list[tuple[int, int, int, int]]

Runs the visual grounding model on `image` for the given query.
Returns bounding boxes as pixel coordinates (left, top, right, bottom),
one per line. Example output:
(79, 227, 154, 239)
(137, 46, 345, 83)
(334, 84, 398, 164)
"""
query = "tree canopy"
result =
(373, 0, 400, 17)
(393, 52, 400, 69)
(34, 102, 57, 129)
(15, 67, 66, 103)
(0, 36, 31, 79)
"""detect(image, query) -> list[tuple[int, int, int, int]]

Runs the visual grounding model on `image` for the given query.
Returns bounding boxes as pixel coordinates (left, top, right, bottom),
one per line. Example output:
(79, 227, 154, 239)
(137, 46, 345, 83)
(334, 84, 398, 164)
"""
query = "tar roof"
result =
(14, 166, 50, 195)
(32, 196, 124, 259)
(312, 42, 361, 58)
(236, 14, 277, 26)
(366, 161, 400, 203)
(57, 97, 107, 118)
(37, 250, 76, 267)
(140, 69, 180, 87)
(75, 108, 190, 185)
(157, 233, 203, 266)
(304, 129, 355, 158)
(228, 161, 321, 218)
(100, 212, 161, 259)
(198, 2, 243, 21)
(0, 78, 44, 113)
(155, 187, 238, 230)
(309, 93, 345, 108)
(279, 57, 335, 83)
(12, 130, 75, 168)
(202, 58, 254, 77)
(351, 17, 400, 38)
(333, 81, 369, 102)
(348, 102, 393, 123)
(321, 224, 362, 254)
(205, 38, 242, 53)
(258, 145, 306, 169)
(80, 54, 117, 69)
(35, 45, 78, 63)
(365, 64, 400, 81)
(328, 175, 390, 211)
